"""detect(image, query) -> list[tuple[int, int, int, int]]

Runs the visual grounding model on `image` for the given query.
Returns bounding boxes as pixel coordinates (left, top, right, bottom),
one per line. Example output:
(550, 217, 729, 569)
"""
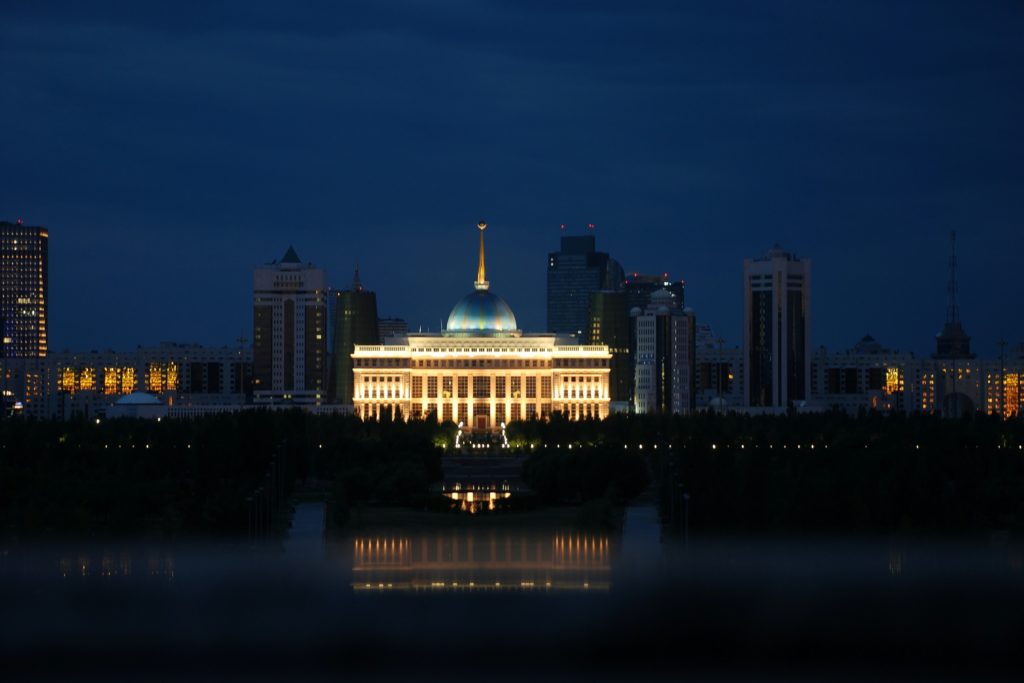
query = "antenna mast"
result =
(946, 230, 959, 325)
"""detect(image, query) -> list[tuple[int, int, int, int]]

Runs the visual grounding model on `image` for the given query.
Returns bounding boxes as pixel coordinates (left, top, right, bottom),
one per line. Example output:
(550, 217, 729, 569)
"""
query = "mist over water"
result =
(3, 504, 1022, 681)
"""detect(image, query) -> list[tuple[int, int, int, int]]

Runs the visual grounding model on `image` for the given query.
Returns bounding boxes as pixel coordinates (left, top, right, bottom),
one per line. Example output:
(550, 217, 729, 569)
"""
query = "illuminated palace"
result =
(352, 223, 611, 432)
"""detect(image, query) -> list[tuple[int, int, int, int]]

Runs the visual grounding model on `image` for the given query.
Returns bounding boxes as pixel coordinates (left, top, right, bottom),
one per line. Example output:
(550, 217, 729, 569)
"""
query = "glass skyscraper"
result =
(330, 266, 380, 405)
(546, 234, 623, 339)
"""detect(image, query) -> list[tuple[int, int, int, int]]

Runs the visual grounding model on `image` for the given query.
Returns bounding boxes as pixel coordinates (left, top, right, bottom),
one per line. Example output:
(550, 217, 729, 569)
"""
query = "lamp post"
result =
(715, 336, 726, 410)
(998, 339, 1007, 417)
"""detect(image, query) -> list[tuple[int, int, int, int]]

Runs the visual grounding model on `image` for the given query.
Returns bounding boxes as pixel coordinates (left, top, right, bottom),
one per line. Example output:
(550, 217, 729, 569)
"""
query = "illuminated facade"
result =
(0, 220, 47, 358)
(253, 246, 327, 404)
(353, 223, 611, 432)
(5, 343, 252, 419)
(809, 337, 1024, 418)
(810, 336, 919, 414)
(988, 367, 1021, 418)
(920, 357, 1023, 419)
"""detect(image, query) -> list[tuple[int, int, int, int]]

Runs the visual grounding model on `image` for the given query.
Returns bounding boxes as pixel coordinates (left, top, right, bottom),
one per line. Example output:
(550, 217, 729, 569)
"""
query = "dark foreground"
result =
(2, 531, 1022, 682)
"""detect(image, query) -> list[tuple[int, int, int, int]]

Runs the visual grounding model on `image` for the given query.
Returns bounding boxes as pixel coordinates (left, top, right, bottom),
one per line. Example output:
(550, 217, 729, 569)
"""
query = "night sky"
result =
(2, 1, 1022, 356)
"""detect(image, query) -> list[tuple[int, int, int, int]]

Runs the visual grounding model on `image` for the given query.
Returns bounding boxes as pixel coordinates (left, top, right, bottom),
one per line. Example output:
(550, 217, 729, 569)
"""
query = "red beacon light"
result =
(559, 223, 565, 230)
(587, 223, 595, 230)
(16, 218, 23, 225)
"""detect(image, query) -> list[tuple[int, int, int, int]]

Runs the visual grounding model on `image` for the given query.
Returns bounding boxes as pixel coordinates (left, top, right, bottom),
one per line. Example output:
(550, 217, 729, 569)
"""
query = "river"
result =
(2, 503, 1022, 681)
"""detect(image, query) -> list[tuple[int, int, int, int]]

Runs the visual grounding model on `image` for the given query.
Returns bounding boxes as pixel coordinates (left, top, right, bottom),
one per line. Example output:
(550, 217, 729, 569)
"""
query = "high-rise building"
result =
(547, 234, 623, 338)
(587, 290, 632, 406)
(622, 273, 685, 407)
(329, 265, 379, 405)
(743, 245, 811, 408)
(623, 273, 684, 312)
(694, 324, 744, 410)
(0, 220, 48, 358)
(377, 317, 409, 342)
(252, 246, 327, 404)
(632, 289, 696, 415)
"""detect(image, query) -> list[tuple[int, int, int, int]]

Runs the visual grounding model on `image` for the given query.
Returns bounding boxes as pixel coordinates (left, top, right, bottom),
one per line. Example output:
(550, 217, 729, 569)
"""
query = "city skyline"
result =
(2, 1, 1022, 355)
(4, 6, 1023, 678)
(5, 220, 1019, 359)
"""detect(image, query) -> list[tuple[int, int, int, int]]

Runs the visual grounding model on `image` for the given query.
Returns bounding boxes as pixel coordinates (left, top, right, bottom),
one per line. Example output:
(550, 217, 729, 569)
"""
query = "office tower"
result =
(587, 290, 632, 405)
(623, 273, 685, 312)
(632, 290, 696, 414)
(252, 246, 327, 404)
(377, 317, 408, 342)
(694, 324, 744, 410)
(0, 220, 48, 358)
(743, 245, 811, 408)
(622, 272, 685, 407)
(329, 265, 379, 404)
(547, 234, 624, 338)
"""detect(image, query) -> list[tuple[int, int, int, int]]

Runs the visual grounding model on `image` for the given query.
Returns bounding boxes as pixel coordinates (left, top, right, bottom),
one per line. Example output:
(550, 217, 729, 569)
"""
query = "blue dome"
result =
(446, 290, 518, 333)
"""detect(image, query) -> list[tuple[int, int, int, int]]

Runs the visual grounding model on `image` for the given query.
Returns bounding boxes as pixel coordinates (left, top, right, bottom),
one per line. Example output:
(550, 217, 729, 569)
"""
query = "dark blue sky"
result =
(2, 0, 1022, 355)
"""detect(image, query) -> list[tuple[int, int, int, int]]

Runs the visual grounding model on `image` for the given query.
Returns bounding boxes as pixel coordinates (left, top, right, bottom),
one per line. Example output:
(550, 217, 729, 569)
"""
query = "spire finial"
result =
(353, 259, 363, 292)
(474, 221, 489, 290)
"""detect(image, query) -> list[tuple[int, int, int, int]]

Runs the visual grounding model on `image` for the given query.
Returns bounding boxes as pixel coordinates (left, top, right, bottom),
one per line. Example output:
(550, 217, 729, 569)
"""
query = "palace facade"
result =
(352, 222, 611, 432)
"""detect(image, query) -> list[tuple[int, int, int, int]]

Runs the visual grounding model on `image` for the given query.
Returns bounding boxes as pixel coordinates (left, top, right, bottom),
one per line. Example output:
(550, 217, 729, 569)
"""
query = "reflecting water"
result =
(441, 480, 513, 513)
(3, 509, 1024, 681)
(349, 531, 612, 592)
(282, 501, 326, 560)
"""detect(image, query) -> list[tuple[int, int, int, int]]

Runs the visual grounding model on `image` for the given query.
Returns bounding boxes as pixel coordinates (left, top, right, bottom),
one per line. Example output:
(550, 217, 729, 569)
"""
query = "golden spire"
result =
(474, 220, 489, 290)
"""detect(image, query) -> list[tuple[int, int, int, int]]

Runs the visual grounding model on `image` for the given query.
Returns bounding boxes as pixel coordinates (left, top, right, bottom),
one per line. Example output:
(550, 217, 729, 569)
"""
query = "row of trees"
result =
(0, 411, 442, 538)
(4, 408, 1022, 537)
(512, 410, 1024, 534)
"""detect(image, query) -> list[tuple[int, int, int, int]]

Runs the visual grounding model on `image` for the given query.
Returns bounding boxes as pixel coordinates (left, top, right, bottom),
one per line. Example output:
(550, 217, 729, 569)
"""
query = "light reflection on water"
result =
(4, 503, 1024, 590)
(56, 549, 176, 580)
(348, 531, 612, 592)
(3, 505, 1024, 680)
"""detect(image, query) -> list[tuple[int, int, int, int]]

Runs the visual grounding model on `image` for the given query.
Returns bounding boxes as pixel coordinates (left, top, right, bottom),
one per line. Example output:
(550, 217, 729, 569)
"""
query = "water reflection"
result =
(6, 548, 178, 581)
(349, 530, 612, 592)
(888, 546, 904, 577)
(441, 480, 513, 513)
(4, 528, 1024, 680)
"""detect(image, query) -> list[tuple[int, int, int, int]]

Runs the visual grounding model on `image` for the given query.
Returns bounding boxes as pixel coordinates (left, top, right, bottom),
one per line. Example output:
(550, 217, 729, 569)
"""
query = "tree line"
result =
(512, 410, 1024, 534)
(3, 409, 1021, 538)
